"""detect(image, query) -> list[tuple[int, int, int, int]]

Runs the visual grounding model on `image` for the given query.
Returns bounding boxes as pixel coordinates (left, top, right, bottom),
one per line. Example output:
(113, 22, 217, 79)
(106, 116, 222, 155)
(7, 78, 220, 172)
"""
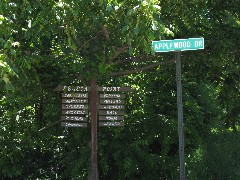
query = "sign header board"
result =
(97, 87, 132, 92)
(152, 38, 204, 52)
(54, 86, 89, 92)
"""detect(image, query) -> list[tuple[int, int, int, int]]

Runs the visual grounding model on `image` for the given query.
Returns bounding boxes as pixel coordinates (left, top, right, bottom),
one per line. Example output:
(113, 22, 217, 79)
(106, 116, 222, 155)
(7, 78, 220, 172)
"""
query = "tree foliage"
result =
(0, 0, 240, 179)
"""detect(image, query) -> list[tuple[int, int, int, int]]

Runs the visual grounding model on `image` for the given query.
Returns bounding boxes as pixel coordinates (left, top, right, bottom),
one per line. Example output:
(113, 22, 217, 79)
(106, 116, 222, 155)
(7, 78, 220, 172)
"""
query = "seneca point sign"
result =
(152, 38, 204, 52)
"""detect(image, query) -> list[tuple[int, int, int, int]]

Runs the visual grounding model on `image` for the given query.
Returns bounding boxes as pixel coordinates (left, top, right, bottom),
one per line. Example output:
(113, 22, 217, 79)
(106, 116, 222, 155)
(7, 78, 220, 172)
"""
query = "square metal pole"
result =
(176, 52, 185, 180)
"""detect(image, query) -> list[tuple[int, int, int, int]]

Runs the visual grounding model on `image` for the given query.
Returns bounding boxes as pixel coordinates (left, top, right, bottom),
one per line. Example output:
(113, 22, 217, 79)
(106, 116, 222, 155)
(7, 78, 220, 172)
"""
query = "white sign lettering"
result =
(99, 122, 124, 126)
(62, 110, 88, 115)
(99, 105, 124, 110)
(102, 87, 121, 92)
(62, 93, 88, 98)
(61, 122, 87, 127)
(61, 116, 86, 121)
(62, 104, 88, 109)
(102, 99, 124, 104)
(63, 86, 88, 92)
(62, 99, 88, 103)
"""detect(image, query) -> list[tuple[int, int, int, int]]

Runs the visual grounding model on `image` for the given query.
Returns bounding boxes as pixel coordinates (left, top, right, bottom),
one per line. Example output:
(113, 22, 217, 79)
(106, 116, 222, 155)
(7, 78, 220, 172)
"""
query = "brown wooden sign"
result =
(99, 105, 124, 110)
(62, 110, 88, 115)
(61, 122, 87, 127)
(55, 86, 90, 92)
(99, 94, 125, 99)
(61, 116, 87, 121)
(62, 93, 88, 98)
(62, 104, 88, 109)
(99, 122, 124, 127)
(97, 87, 132, 92)
(100, 99, 125, 104)
(62, 99, 88, 104)
(99, 116, 124, 121)
(99, 110, 124, 115)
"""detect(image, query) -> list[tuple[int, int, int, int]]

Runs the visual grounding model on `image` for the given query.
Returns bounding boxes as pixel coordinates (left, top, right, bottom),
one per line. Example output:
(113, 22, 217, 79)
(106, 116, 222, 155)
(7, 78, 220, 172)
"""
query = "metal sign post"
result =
(152, 38, 204, 180)
(176, 52, 185, 180)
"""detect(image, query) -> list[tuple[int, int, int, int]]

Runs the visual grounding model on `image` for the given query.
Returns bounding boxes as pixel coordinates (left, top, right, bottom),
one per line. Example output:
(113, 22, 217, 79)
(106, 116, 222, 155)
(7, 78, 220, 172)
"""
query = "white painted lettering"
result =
(179, 42, 182, 48)
(174, 42, 178, 48)
(159, 43, 163, 49)
(195, 41, 198, 47)
(198, 41, 202, 47)
(183, 41, 186, 47)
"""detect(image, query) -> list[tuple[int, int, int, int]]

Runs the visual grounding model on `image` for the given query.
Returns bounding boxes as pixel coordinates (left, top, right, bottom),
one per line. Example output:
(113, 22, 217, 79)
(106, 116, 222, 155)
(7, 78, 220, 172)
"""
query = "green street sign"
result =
(152, 38, 204, 52)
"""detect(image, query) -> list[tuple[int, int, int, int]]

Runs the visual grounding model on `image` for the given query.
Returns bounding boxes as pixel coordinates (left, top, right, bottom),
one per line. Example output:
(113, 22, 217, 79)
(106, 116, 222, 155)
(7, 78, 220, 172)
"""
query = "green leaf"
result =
(98, 63, 106, 74)
(128, 46, 133, 55)
(10, 49, 16, 56)
(107, 4, 113, 12)
(133, 27, 139, 35)
(149, 31, 155, 40)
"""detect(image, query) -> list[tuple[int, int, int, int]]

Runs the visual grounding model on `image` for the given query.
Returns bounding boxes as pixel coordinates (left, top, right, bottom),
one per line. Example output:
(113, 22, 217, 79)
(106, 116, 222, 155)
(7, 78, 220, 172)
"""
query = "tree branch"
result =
(112, 45, 129, 60)
(111, 59, 175, 77)
(39, 120, 61, 132)
(113, 54, 162, 65)
(78, 35, 98, 51)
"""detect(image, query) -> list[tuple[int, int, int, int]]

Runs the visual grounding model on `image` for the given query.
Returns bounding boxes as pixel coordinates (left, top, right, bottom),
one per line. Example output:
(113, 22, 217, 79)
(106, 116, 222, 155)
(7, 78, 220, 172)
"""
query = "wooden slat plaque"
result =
(62, 104, 88, 109)
(99, 122, 124, 127)
(100, 99, 125, 104)
(99, 94, 125, 99)
(99, 110, 124, 115)
(62, 93, 88, 98)
(61, 116, 87, 121)
(62, 110, 88, 115)
(99, 116, 124, 121)
(99, 105, 125, 110)
(61, 122, 87, 127)
(62, 99, 88, 104)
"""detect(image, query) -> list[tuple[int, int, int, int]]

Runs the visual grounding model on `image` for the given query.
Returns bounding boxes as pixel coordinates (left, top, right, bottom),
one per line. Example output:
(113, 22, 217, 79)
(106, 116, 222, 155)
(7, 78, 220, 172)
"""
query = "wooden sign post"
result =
(90, 79, 98, 180)
(54, 84, 132, 180)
